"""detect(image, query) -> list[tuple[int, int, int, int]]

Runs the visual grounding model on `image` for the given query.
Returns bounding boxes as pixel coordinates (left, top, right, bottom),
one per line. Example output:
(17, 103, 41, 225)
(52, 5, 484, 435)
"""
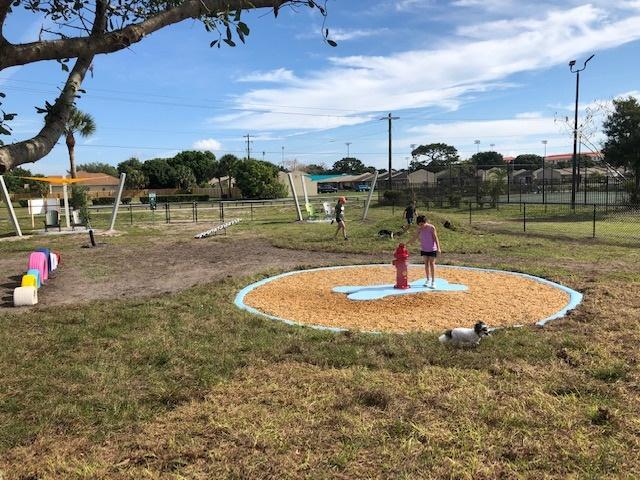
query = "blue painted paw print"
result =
(332, 278, 468, 301)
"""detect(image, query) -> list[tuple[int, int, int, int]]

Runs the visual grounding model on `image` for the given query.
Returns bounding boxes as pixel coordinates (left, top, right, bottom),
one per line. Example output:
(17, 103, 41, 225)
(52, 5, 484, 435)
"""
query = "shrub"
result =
(91, 197, 133, 206)
(382, 190, 403, 205)
(448, 193, 461, 207)
(71, 185, 91, 223)
(139, 194, 209, 204)
(92, 197, 115, 205)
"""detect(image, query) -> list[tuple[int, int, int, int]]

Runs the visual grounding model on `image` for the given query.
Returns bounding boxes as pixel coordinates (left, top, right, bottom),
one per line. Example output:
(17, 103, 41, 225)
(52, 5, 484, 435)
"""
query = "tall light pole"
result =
(474, 139, 481, 154)
(409, 143, 417, 172)
(490, 143, 495, 151)
(380, 113, 400, 189)
(345, 142, 352, 158)
(569, 54, 594, 208)
(281, 146, 285, 169)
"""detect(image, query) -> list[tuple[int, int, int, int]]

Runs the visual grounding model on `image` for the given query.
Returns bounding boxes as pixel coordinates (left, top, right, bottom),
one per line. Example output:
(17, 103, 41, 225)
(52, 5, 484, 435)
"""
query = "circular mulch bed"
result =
(236, 265, 582, 333)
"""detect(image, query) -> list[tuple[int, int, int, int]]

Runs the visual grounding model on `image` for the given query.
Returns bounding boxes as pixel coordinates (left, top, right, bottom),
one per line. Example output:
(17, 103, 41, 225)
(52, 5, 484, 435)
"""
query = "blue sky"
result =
(2, 0, 640, 175)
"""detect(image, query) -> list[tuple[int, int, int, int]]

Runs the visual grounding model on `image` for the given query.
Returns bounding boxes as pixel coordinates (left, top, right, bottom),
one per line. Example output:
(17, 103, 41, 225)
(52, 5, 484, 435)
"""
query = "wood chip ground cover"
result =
(244, 266, 571, 332)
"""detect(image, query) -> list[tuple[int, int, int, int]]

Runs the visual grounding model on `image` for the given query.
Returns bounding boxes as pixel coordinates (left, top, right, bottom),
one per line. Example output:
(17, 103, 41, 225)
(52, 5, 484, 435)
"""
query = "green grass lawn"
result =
(1, 205, 639, 478)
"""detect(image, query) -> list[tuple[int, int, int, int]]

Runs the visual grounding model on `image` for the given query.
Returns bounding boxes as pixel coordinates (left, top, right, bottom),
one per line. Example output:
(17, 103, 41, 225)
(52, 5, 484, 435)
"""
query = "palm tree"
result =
(64, 107, 96, 178)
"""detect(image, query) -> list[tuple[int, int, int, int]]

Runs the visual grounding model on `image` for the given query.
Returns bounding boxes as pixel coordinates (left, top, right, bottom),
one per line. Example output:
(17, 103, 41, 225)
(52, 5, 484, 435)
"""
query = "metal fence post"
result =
(605, 177, 609, 213)
(165, 202, 170, 224)
(469, 201, 472, 225)
(129, 204, 133, 225)
(221, 202, 225, 221)
(195, 202, 198, 223)
(523, 202, 526, 232)
(592, 203, 596, 238)
(250, 203, 254, 221)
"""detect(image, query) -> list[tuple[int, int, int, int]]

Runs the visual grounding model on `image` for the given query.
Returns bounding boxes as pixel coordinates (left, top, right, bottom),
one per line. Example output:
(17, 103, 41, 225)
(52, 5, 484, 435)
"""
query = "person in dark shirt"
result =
(403, 203, 417, 225)
(333, 196, 348, 240)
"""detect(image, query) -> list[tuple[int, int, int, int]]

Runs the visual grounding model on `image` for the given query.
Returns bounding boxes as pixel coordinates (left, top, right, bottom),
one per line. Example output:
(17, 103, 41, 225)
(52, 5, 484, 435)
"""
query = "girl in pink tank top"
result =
(410, 215, 441, 288)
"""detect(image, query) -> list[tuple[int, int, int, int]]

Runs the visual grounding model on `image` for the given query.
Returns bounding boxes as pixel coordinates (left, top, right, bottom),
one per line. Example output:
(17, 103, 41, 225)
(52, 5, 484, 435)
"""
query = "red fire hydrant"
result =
(392, 243, 410, 289)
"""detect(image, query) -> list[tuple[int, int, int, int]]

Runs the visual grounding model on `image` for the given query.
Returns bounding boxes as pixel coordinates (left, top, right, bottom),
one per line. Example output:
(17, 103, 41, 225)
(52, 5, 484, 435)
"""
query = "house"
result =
(544, 152, 601, 164)
(532, 167, 565, 182)
(511, 169, 532, 184)
(207, 175, 236, 198)
(407, 169, 436, 186)
(278, 171, 318, 198)
(49, 171, 120, 195)
(476, 167, 506, 181)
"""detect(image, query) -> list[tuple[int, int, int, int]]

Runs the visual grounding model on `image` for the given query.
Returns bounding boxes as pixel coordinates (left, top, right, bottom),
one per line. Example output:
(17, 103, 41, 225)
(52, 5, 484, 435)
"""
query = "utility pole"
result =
(380, 113, 399, 189)
(243, 134, 252, 160)
(542, 140, 547, 204)
(569, 54, 594, 209)
(345, 142, 351, 158)
(281, 146, 285, 169)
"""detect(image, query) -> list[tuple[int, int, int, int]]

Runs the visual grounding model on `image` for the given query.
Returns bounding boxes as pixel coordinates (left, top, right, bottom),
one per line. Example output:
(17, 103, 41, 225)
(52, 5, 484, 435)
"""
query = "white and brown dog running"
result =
(439, 322, 489, 347)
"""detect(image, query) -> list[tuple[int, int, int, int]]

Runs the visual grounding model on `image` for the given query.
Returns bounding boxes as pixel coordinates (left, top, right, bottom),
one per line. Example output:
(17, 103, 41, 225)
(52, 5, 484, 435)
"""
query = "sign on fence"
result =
(27, 198, 59, 215)
(149, 192, 157, 210)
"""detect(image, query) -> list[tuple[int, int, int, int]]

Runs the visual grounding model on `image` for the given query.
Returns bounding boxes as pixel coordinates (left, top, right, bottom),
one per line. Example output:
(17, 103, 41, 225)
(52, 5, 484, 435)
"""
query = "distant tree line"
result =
(301, 157, 376, 175)
(2, 151, 287, 199)
(114, 151, 286, 199)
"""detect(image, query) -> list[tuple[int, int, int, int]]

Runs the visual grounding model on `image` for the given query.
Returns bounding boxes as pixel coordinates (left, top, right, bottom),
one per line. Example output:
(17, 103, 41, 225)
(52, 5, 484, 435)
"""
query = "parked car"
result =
(355, 183, 370, 192)
(318, 183, 338, 193)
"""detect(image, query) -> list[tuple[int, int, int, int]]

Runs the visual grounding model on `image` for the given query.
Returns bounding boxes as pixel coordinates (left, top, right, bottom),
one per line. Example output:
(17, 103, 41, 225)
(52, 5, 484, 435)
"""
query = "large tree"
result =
(234, 158, 287, 199)
(0, 1, 332, 173)
(141, 158, 178, 189)
(64, 107, 96, 178)
(511, 154, 543, 171)
(118, 157, 148, 189)
(218, 154, 240, 195)
(331, 157, 369, 174)
(602, 96, 640, 198)
(303, 163, 328, 175)
(77, 162, 118, 177)
(470, 151, 505, 170)
(409, 143, 459, 173)
(168, 150, 217, 186)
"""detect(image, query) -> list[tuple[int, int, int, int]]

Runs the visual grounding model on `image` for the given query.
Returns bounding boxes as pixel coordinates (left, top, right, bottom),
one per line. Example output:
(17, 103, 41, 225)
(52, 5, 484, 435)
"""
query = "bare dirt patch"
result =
(0, 224, 379, 311)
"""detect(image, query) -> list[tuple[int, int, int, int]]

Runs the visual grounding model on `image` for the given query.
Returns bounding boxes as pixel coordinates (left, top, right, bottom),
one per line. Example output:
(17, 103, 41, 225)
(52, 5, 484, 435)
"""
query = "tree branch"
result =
(0, 0, 110, 173)
(0, 0, 12, 38)
(0, 0, 289, 69)
(0, 54, 95, 173)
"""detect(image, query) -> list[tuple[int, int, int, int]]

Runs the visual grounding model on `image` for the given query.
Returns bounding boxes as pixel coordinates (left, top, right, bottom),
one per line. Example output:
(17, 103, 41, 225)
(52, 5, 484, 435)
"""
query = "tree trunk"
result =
(66, 131, 77, 178)
(0, 55, 94, 173)
(217, 177, 223, 198)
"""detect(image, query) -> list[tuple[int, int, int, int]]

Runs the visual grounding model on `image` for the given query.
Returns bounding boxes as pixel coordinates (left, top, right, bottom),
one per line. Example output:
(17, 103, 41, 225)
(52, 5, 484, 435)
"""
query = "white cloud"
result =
(407, 116, 564, 140)
(331, 28, 383, 41)
(515, 112, 544, 119)
(215, 4, 640, 131)
(192, 138, 222, 151)
(238, 68, 298, 83)
(395, 0, 433, 12)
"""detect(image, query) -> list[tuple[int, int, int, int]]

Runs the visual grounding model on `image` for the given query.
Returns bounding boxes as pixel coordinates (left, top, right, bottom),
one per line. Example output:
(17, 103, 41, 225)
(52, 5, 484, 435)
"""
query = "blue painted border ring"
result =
(234, 264, 583, 334)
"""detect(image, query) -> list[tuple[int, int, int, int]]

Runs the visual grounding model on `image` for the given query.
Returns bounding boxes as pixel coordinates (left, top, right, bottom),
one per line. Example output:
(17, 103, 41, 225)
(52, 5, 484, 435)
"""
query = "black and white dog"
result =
(378, 224, 410, 239)
(439, 322, 489, 347)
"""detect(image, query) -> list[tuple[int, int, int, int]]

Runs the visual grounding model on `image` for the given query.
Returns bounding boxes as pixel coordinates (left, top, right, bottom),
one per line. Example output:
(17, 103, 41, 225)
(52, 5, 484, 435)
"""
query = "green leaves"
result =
(1, 91, 17, 139)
